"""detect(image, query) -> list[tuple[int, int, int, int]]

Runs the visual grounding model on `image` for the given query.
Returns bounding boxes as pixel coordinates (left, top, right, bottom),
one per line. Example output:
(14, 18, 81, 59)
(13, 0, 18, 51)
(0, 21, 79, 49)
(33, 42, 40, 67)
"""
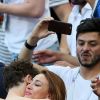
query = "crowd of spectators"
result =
(0, 0, 100, 100)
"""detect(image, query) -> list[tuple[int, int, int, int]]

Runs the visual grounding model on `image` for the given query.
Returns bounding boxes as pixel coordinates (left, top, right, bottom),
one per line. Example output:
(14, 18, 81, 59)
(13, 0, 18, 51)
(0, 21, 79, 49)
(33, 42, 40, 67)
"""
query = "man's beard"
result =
(77, 54, 100, 68)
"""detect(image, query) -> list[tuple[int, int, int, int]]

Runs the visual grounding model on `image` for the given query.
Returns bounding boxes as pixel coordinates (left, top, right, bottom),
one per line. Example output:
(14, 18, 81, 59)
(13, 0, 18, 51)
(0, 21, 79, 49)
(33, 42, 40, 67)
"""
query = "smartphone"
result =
(48, 20, 72, 35)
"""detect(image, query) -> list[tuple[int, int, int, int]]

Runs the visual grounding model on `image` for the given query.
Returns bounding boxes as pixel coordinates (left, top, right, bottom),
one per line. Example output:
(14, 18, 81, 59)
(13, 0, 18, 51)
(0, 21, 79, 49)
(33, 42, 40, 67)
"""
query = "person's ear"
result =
(24, 74, 32, 85)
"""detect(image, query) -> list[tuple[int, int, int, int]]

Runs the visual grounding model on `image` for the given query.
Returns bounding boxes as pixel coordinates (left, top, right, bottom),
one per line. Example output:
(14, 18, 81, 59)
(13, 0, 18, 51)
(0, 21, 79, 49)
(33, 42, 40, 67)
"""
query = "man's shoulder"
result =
(46, 65, 79, 71)
(46, 65, 80, 76)
(70, 67, 80, 75)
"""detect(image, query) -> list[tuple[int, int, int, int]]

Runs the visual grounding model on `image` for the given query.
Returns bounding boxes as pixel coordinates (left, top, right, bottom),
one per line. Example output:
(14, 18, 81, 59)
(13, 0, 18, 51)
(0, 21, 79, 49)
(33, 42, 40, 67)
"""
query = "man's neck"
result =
(7, 83, 26, 98)
(80, 64, 100, 80)
(86, 0, 96, 8)
(7, 88, 22, 97)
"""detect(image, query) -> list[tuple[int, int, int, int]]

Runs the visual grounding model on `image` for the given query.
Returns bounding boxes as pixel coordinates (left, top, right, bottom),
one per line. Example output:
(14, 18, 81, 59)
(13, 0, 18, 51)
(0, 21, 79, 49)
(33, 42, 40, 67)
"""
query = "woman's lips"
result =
(25, 91, 32, 96)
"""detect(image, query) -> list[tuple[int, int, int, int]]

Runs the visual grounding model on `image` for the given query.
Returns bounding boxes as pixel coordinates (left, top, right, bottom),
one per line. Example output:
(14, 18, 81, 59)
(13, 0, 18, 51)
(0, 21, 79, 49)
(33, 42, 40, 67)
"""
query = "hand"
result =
(30, 17, 54, 40)
(32, 50, 62, 64)
(91, 77, 100, 97)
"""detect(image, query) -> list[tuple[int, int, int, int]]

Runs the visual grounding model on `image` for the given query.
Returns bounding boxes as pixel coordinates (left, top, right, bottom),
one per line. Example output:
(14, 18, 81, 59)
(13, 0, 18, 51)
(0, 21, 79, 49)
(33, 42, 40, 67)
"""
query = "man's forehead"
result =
(77, 32, 100, 41)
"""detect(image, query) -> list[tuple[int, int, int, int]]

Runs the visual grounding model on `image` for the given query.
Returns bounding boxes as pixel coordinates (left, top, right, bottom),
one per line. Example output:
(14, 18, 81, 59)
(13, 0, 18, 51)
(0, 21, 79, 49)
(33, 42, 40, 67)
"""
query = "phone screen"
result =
(48, 20, 72, 35)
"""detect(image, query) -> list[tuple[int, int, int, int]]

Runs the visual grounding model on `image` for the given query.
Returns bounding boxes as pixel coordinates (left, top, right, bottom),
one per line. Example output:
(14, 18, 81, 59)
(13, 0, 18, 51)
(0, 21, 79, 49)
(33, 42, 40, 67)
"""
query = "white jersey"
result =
(46, 65, 98, 100)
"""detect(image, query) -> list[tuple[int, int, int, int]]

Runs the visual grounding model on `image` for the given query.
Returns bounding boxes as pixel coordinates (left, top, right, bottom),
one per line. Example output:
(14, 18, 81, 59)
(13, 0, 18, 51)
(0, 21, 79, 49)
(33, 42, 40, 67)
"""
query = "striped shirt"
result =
(0, 33, 12, 65)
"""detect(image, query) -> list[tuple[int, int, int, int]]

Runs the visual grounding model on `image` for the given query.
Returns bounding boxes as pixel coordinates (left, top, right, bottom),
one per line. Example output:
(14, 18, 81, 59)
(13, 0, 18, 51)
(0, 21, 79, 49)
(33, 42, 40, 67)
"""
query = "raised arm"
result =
(0, 0, 45, 17)
(57, 34, 79, 67)
(19, 17, 54, 61)
(52, 3, 72, 22)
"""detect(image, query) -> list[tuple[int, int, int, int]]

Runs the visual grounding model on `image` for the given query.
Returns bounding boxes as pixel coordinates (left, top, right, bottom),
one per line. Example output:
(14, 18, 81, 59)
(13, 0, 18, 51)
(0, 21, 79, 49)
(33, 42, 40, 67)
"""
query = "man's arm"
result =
(0, 0, 45, 17)
(49, 2, 79, 66)
(60, 34, 70, 54)
(18, 17, 53, 61)
(59, 34, 79, 66)
(52, 3, 72, 22)
(18, 17, 79, 67)
(58, 52, 79, 66)
(19, 36, 47, 71)
(33, 49, 79, 66)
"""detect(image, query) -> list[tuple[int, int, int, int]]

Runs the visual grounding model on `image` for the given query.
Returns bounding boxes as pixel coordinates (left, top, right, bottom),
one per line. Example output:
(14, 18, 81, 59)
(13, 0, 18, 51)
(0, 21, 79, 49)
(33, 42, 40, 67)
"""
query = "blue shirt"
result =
(93, 0, 100, 17)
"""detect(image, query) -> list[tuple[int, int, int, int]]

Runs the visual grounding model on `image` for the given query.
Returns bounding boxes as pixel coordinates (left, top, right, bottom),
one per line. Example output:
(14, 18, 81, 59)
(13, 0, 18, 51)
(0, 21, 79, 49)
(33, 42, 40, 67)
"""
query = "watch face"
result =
(71, 0, 86, 5)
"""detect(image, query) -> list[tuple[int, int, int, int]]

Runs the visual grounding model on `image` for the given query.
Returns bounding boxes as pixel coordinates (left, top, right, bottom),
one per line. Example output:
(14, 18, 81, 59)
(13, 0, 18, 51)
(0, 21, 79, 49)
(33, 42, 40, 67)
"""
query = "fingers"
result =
(32, 17, 54, 34)
(91, 77, 99, 83)
(91, 77, 100, 96)
(32, 50, 56, 64)
(30, 17, 55, 43)
(42, 17, 54, 21)
(91, 77, 98, 88)
(33, 55, 55, 64)
(32, 50, 47, 64)
(33, 50, 47, 55)
(33, 49, 52, 55)
(39, 17, 54, 25)
(91, 82, 97, 89)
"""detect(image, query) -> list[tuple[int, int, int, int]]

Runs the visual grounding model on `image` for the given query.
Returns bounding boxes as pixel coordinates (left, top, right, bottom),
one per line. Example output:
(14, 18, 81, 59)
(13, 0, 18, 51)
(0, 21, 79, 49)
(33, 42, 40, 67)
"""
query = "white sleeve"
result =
(46, 65, 71, 79)
(46, 65, 80, 88)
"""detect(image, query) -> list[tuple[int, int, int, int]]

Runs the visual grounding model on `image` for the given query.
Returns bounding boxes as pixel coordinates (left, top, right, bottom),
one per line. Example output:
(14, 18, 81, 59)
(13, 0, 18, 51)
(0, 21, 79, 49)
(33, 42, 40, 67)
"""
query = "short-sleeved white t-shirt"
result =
(46, 65, 98, 100)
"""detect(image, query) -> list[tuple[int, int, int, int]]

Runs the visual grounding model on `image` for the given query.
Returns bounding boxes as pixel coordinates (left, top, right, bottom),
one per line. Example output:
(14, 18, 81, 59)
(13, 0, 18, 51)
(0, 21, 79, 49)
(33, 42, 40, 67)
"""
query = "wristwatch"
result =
(25, 40, 37, 50)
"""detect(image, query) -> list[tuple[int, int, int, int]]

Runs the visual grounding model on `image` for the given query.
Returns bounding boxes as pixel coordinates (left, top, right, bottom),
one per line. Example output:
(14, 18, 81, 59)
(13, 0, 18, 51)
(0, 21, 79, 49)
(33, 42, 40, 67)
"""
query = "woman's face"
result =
(24, 73, 49, 99)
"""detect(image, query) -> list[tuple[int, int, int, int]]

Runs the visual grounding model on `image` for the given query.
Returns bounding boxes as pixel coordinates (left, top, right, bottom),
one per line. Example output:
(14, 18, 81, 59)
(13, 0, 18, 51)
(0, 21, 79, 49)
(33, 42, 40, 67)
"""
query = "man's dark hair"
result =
(76, 18, 100, 40)
(3, 60, 39, 91)
(70, 0, 86, 5)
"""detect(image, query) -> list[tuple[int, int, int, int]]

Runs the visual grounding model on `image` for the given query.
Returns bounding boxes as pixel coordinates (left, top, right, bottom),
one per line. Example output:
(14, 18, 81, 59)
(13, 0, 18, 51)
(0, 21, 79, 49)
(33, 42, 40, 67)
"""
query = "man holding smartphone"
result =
(31, 0, 92, 67)
(19, 17, 100, 100)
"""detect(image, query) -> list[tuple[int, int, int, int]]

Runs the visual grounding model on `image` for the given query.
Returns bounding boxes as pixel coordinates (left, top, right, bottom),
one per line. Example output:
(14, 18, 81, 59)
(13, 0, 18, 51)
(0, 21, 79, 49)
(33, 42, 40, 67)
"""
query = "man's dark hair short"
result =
(3, 60, 39, 91)
(76, 18, 100, 40)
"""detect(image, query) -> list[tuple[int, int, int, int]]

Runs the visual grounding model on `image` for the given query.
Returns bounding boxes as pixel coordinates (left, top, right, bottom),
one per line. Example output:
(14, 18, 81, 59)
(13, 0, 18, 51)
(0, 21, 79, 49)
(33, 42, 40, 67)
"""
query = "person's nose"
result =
(27, 83, 32, 90)
(82, 43, 90, 51)
(28, 80, 32, 84)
